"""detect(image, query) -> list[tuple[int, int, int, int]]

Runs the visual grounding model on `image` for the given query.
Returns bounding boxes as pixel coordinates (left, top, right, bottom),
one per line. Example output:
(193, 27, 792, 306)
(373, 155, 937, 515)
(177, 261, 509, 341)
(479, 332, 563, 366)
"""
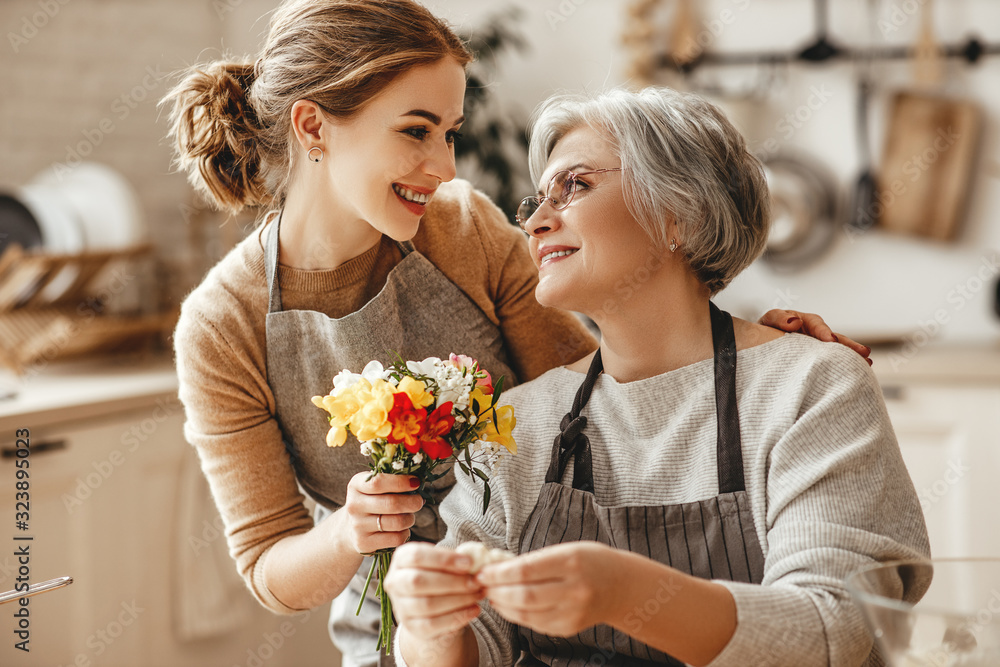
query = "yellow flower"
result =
(351, 379, 394, 441)
(482, 404, 517, 454)
(326, 425, 348, 448)
(326, 381, 369, 430)
(396, 376, 434, 410)
(469, 386, 492, 416)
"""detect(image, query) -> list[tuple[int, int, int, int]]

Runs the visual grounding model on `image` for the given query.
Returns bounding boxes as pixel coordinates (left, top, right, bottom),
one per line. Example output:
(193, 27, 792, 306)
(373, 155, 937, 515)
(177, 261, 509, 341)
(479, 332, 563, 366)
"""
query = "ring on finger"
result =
(376, 514, 383, 533)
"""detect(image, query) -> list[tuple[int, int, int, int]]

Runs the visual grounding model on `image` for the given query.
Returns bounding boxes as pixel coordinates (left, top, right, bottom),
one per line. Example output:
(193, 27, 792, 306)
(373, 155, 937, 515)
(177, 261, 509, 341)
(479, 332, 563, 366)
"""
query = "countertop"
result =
(869, 341, 1000, 385)
(0, 354, 179, 432)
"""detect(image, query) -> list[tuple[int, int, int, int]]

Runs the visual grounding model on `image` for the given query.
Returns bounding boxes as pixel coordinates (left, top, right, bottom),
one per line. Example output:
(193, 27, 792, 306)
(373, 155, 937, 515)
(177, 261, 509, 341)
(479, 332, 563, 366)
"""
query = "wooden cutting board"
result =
(877, 91, 982, 241)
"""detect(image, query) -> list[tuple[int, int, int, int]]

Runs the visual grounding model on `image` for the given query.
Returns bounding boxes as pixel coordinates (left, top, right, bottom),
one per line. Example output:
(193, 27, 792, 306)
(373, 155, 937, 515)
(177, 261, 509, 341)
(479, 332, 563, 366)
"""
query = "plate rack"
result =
(0, 244, 177, 374)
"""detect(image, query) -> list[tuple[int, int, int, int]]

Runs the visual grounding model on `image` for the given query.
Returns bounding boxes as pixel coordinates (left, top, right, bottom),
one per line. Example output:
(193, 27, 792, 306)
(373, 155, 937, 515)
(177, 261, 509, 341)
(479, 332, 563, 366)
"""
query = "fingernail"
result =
(454, 556, 471, 569)
(867, 358, 873, 367)
(832, 334, 840, 343)
(787, 317, 801, 325)
(410, 477, 420, 488)
(864, 345, 872, 355)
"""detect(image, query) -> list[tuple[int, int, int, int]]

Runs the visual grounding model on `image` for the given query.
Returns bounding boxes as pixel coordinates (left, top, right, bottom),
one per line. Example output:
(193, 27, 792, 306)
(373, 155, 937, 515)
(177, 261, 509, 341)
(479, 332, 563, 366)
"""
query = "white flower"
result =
(406, 357, 441, 378)
(332, 369, 362, 392)
(435, 368, 474, 409)
(361, 360, 389, 383)
(360, 441, 374, 456)
(392, 460, 404, 471)
(412, 452, 424, 464)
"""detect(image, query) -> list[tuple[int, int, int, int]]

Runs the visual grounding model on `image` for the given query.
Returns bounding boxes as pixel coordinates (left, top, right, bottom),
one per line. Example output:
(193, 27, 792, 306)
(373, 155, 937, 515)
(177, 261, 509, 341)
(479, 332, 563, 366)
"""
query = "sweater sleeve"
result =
(174, 304, 313, 615)
(708, 348, 931, 667)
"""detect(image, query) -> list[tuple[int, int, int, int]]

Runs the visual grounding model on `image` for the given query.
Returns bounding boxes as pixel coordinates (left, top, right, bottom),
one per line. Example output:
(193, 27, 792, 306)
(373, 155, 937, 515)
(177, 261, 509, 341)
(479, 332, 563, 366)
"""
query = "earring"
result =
(669, 239, 678, 253)
(307, 147, 324, 163)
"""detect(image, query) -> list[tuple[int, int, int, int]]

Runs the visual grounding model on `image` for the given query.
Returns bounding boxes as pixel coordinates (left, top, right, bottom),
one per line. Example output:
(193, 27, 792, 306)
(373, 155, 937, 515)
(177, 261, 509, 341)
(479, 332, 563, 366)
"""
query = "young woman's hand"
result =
(342, 472, 425, 553)
(476, 541, 626, 637)
(385, 542, 483, 639)
(759, 308, 873, 364)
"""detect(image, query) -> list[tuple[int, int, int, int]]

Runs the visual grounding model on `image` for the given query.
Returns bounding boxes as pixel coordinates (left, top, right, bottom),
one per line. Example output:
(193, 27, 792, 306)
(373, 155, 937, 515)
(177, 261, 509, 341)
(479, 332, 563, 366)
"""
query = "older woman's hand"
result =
(385, 542, 483, 639)
(759, 309, 873, 365)
(476, 541, 626, 637)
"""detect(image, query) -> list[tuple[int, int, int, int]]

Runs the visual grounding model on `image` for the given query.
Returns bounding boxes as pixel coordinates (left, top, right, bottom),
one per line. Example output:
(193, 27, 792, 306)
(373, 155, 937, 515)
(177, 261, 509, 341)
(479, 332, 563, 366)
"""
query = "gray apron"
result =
(515, 302, 765, 666)
(262, 214, 517, 666)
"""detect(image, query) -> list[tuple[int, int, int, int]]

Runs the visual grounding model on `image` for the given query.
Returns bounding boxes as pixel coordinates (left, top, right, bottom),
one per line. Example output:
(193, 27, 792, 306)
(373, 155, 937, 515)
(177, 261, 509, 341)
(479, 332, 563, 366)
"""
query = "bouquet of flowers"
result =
(311, 353, 517, 653)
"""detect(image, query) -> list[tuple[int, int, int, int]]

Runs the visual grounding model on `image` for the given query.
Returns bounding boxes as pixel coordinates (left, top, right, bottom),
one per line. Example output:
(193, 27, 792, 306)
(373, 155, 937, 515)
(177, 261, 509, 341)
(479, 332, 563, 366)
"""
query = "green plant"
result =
(456, 9, 530, 219)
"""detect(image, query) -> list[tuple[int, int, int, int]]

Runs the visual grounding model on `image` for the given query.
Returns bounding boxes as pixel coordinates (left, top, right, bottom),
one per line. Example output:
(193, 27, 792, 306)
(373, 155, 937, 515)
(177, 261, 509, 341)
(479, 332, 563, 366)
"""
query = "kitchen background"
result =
(1, 0, 998, 665)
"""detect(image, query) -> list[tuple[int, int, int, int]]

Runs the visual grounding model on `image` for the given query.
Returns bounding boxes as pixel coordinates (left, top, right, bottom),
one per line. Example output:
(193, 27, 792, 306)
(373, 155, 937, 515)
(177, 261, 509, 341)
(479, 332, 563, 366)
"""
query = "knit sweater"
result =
(428, 333, 930, 667)
(173, 179, 597, 613)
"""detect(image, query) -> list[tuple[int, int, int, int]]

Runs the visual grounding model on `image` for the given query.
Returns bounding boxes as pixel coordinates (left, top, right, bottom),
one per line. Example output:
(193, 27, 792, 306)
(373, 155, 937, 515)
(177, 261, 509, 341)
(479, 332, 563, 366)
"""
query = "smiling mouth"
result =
(540, 248, 578, 264)
(392, 184, 431, 204)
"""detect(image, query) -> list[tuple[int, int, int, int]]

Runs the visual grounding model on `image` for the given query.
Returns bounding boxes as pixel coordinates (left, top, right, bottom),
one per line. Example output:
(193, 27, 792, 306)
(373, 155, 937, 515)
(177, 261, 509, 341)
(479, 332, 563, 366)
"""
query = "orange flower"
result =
(387, 392, 425, 450)
(415, 401, 455, 459)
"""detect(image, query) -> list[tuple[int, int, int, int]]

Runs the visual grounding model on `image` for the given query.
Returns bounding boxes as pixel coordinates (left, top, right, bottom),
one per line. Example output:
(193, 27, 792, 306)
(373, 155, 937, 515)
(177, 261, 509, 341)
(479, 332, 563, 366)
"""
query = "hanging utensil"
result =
(913, 0, 944, 87)
(667, 0, 701, 67)
(798, 0, 842, 62)
(847, 0, 878, 232)
(848, 77, 878, 231)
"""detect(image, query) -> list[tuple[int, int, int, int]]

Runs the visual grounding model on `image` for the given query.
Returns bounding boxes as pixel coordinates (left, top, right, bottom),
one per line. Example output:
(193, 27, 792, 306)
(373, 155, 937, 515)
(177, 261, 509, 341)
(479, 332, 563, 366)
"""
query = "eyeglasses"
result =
(515, 168, 622, 230)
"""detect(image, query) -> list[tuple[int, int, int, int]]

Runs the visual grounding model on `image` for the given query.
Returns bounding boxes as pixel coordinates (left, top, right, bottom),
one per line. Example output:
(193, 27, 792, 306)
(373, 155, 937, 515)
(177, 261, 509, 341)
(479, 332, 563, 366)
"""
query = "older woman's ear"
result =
(758, 309, 873, 365)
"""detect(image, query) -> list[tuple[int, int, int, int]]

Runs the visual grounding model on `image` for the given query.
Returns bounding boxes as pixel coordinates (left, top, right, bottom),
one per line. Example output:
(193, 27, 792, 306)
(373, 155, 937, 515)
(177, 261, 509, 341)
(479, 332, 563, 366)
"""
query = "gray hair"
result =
(527, 87, 770, 295)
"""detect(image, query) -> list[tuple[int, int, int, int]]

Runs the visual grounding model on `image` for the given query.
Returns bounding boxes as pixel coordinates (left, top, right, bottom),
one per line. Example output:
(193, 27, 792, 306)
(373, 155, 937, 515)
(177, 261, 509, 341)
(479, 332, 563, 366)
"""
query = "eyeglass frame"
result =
(514, 167, 623, 230)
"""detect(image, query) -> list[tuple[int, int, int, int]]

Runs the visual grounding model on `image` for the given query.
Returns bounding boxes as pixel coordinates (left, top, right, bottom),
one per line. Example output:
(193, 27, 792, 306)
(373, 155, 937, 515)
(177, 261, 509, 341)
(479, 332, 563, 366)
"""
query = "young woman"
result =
(164, 2, 869, 664)
(385, 87, 928, 667)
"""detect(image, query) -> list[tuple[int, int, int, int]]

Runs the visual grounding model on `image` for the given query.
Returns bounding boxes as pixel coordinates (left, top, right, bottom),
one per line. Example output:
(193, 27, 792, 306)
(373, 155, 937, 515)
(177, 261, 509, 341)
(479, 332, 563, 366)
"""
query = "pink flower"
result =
(449, 353, 493, 393)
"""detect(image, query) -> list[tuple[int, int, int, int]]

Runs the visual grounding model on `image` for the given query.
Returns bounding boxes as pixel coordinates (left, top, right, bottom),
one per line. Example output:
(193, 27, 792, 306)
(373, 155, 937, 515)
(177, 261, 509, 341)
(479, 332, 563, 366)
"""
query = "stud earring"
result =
(669, 239, 678, 253)
(307, 147, 324, 163)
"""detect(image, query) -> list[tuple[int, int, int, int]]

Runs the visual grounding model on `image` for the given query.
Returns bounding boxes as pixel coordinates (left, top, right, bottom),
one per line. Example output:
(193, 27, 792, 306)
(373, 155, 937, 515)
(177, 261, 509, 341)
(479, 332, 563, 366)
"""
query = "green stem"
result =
(356, 549, 396, 654)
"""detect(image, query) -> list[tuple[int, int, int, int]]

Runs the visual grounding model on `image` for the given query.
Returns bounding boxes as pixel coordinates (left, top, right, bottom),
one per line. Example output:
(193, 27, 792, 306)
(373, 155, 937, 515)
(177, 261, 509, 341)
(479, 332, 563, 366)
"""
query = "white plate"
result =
(33, 162, 145, 250)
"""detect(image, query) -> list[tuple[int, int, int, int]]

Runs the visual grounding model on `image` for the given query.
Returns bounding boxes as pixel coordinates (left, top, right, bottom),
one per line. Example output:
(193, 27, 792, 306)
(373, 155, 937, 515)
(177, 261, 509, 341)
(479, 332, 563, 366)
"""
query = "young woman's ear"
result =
(289, 100, 326, 151)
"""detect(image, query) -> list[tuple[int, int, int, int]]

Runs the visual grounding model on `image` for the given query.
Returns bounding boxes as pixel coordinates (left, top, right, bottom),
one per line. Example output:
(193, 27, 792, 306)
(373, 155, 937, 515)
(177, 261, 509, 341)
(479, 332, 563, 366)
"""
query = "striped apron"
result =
(515, 302, 765, 666)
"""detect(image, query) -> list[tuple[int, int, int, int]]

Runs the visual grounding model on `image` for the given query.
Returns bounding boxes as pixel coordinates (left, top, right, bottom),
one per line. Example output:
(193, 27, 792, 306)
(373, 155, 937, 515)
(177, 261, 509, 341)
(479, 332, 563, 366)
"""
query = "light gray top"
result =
(402, 333, 930, 667)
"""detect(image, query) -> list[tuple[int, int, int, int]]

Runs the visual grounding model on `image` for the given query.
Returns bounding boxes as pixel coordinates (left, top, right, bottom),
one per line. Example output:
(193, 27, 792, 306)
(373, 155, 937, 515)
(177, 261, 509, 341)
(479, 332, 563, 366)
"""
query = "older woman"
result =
(385, 87, 930, 667)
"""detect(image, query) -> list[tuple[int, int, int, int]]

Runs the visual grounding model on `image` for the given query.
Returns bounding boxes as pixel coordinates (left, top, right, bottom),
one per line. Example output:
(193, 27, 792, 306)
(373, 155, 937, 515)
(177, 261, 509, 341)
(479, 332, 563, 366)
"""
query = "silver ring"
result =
(376, 514, 383, 533)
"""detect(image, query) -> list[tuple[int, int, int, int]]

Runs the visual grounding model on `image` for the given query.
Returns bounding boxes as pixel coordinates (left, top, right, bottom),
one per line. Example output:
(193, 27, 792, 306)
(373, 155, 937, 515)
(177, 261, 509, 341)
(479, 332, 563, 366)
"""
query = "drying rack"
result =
(0, 244, 177, 375)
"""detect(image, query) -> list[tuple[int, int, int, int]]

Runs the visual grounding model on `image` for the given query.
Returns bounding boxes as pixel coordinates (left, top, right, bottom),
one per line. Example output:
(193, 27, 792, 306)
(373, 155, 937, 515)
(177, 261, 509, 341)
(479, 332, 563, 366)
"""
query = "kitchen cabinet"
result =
(873, 345, 1000, 559)
(0, 358, 340, 667)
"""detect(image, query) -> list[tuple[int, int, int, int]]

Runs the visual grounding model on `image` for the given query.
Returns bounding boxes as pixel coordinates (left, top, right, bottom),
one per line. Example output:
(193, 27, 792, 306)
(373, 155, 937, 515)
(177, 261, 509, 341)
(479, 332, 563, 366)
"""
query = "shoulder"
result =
(738, 333, 885, 422)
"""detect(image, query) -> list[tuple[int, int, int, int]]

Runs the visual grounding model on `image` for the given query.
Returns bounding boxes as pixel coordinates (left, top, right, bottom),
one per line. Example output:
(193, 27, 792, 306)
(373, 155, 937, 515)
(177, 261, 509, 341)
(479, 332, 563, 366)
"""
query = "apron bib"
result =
(515, 302, 765, 666)
(262, 214, 517, 666)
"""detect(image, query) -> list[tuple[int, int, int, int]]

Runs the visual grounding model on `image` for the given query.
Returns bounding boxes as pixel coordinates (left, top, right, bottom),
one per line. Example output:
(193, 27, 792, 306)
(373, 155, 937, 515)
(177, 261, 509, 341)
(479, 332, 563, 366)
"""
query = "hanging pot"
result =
(760, 153, 839, 270)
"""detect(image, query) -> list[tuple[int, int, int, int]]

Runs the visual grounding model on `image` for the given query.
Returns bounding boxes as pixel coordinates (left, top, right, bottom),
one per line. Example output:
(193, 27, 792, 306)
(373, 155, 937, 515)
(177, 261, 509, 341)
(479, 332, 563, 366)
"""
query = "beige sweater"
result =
(432, 334, 930, 667)
(173, 179, 597, 612)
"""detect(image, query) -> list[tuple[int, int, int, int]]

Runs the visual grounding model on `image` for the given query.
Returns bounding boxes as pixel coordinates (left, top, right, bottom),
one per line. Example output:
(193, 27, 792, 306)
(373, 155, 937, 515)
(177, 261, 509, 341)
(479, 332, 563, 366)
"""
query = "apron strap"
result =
(397, 240, 416, 256)
(544, 349, 603, 491)
(264, 211, 283, 314)
(709, 301, 745, 494)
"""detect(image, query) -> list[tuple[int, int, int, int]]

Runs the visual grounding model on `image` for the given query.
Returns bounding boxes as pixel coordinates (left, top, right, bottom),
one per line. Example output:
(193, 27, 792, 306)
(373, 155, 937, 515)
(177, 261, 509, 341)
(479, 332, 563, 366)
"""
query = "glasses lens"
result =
(516, 197, 539, 227)
(547, 171, 574, 210)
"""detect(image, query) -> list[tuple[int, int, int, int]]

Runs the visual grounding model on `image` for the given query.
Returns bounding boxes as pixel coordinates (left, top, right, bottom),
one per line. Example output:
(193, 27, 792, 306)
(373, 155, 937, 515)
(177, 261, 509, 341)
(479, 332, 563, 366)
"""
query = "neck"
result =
(277, 177, 381, 270)
(588, 270, 714, 383)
